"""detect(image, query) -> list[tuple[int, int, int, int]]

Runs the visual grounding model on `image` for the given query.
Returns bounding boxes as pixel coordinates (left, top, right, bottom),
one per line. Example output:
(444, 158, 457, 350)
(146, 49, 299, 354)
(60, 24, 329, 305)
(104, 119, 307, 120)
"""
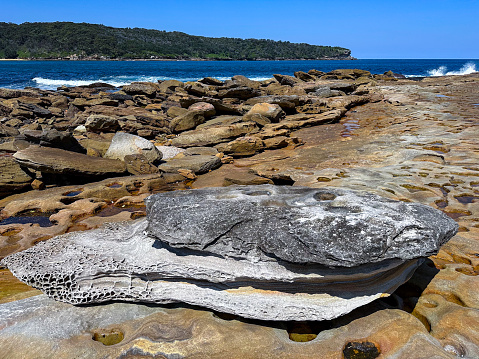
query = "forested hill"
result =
(0, 22, 352, 60)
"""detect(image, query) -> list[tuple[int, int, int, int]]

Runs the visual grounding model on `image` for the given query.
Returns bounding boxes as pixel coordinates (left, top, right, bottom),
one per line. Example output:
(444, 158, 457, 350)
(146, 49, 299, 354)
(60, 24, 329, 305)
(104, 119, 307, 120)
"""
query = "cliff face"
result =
(0, 22, 352, 60)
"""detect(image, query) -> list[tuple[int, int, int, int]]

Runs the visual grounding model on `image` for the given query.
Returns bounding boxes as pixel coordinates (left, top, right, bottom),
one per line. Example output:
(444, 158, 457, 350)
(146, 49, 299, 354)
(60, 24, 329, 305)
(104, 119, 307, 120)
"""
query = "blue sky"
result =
(2, 0, 478, 58)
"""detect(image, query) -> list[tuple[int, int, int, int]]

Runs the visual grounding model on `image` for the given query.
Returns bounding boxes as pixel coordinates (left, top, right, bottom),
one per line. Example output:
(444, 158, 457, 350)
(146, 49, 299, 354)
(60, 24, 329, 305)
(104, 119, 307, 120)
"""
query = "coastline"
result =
(0, 57, 357, 62)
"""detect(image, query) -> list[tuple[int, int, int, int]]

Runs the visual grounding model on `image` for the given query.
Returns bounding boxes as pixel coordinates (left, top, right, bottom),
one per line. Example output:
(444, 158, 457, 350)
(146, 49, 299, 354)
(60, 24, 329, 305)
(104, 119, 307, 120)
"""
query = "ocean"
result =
(0, 59, 477, 90)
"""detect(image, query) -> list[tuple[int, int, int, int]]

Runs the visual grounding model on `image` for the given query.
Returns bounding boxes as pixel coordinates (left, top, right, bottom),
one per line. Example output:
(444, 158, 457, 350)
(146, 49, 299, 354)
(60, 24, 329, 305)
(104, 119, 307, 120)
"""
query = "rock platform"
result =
(0, 70, 478, 358)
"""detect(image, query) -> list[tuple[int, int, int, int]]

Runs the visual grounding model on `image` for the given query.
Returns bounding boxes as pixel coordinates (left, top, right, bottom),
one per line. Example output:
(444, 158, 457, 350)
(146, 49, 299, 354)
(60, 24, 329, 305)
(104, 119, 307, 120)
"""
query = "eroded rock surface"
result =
(1, 218, 423, 321)
(145, 185, 457, 267)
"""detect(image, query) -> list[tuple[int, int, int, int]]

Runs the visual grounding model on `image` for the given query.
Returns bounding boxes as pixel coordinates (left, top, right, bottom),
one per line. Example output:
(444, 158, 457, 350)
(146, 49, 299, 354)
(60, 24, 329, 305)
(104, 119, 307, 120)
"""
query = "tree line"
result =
(0, 22, 352, 60)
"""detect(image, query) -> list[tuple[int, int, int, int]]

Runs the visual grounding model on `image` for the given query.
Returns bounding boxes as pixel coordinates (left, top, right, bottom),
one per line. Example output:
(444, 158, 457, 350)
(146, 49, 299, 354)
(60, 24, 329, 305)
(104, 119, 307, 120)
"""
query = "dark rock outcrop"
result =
(145, 186, 458, 267)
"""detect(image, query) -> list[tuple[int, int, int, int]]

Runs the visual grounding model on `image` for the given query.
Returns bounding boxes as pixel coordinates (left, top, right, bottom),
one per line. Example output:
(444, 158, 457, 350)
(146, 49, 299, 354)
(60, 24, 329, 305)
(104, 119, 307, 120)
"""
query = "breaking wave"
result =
(32, 75, 271, 90)
(427, 62, 478, 77)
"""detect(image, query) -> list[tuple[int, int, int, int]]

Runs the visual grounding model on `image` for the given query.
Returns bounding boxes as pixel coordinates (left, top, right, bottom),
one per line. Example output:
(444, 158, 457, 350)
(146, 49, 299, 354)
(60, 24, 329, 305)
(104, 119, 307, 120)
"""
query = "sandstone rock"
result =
(294, 71, 316, 81)
(0, 88, 38, 99)
(218, 86, 259, 100)
(158, 80, 184, 93)
(263, 136, 291, 149)
(183, 146, 218, 156)
(108, 92, 134, 102)
(188, 102, 216, 117)
(223, 169, 274, 186)
(216, 136, 264, 157)
(242, 113, 271, 127)
(169, 110, 206, 133)
(21, 129, 86, 153)
(166, 106, 188, 118)
(0, 294, 454, 359)
(122, 82, 158, 97)
(197, 115, 243, 129)
(0, 156, 33, 197)
(146, 186, 458, 266)
(199, 77, 224, 86)
(308, 69, 325, 77)
(11, 103, 52, 118)
(179, 97, 241, 115)
(184, 82, 213, 97)
(231, 75, 261, 89)
(104, 132, 162, 163)
(171, 122, 258, 147)
(124, 154, 159, 175)
(243, 103, 285, 123)
(159, 155, 221, 174)
(84, 115, 120, 133)
(13, 146, 126, 177)
(245, 95, 303, 112)
(273, 74, 302, 86)
(0, 124, 19, 137)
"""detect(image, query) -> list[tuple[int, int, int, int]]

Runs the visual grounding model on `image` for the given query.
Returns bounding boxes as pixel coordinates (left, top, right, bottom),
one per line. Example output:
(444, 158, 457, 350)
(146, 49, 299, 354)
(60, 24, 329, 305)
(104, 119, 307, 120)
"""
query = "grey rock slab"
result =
(1, 219, 423, 321)
(105, 132, 162, 163)
(145, 185, 458, 267)
(155, 145, 185, 160)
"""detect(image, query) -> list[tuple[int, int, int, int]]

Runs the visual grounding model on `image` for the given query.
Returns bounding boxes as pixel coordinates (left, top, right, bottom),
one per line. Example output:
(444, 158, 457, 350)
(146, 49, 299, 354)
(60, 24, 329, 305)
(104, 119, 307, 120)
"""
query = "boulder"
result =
(108, 92, 134, 102)
(187, 102, 216, 117)
(158, 80, 184, 93)
(159, 155, 222, 174)
(171, 122, 258, 147)
(21, 129, 86, 153)
(0, 124, 20, 137)
(122, 82, 158, 97)
(199, 77, 224, 86)
(184, 82, 213, 97)
(145, 186, 458, 266)
(124, 154, 159, 175)
(105, 132, 162, 163)
(308, 69, 325, 77)
(13, 146, 127, 177)
(167, 106, 188, 118)
(0, 156, 33, 197)
(84, 115, 120, 133)
(155, 146, 185, 160)
(169, 110, 206, 133)
(294, 71, 316, 81)
(0, 88, 38, 99)
(231, 75, 261, 89)
(243, 103, 285, 123)
(216, 136, 264, 157)
(273, 74, 301, 86)
(218, 87, 259, 100)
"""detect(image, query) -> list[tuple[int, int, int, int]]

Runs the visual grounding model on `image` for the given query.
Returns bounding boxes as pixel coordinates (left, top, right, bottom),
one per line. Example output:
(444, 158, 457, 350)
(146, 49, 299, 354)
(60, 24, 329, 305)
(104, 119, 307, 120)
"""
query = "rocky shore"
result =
(0, 68, 478, 358)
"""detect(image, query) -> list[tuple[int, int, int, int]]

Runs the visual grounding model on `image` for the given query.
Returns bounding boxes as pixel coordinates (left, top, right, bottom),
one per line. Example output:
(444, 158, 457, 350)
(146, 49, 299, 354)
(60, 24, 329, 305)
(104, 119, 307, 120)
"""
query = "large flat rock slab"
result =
(145, 185, 458, 267)
(1, 219, 423, 321)
(13, 145, 127, 177)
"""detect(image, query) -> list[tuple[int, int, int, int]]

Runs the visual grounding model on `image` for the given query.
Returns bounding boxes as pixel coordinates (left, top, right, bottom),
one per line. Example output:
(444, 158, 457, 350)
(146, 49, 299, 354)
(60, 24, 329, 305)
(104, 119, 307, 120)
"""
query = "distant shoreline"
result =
(0, 57, 357, 62)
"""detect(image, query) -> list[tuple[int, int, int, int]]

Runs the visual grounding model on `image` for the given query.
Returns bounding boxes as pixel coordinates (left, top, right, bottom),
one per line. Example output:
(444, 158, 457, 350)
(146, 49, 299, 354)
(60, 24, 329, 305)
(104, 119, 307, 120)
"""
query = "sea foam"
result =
(32, 75, 272, 90)
(427, 62, 477, 77)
